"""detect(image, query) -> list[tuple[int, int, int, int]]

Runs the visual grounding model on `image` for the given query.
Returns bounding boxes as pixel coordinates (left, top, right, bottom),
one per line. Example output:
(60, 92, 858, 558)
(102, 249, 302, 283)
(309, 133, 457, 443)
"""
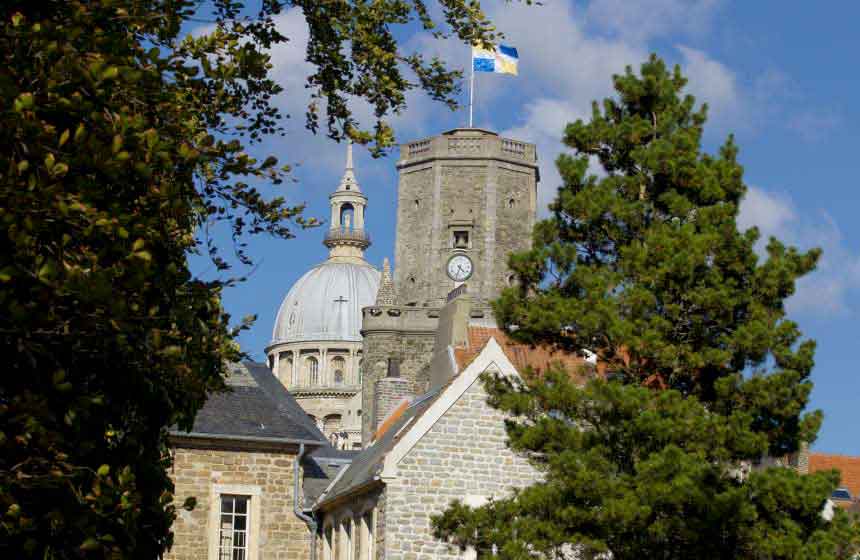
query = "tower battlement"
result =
(399, 128, 539, 170)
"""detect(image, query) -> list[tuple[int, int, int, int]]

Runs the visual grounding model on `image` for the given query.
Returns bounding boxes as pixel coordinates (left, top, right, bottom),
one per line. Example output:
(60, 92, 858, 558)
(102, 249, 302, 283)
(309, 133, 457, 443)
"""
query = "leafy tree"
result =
(433, 55, 860, 559)
(0, 0, 502, 557)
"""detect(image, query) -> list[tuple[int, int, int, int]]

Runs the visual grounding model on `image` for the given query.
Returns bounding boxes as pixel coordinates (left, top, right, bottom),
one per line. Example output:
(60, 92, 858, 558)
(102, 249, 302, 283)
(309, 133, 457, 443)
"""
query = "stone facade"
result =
(374, 377, 414, 430)
(266, 343, 365, 449)
(393, 129, 538, 309)
(360, 306, 437, 444)
(360, 129, 538, 446)
(383, 377, 538, 559)
(167, 440, 311, 560)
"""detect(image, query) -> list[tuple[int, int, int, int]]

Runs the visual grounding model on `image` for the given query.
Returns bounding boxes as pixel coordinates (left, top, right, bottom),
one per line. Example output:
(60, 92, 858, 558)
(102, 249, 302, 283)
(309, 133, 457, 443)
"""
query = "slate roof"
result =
(302, 447, 359, 509)
(171, 361, 328, 445)
(315, 388, 443, 508)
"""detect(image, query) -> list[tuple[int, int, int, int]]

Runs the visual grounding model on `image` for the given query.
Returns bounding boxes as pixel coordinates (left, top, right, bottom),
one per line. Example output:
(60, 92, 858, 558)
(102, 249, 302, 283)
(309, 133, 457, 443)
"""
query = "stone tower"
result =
(359, 129, 538, 444)
(394, 128, 539, 308)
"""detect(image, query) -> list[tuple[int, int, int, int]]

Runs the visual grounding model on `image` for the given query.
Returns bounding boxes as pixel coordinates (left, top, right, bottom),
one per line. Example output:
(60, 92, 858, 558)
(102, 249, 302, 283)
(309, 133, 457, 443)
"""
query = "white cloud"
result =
(677, 45, 741, 123)
(737, 187, 796, 236)
(585, 0, 723, 42)
(738, 186, 860, 316)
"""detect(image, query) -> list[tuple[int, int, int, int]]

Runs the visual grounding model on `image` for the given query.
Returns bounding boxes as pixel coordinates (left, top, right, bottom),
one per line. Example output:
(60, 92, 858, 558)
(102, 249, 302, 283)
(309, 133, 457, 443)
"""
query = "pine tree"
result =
(433, 55, 860, 559)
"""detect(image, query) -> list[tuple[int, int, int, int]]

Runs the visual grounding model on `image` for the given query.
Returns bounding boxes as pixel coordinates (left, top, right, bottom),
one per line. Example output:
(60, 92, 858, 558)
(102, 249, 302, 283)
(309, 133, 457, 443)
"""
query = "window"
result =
(307, 356, 319, 385)
(453, 230, 470, 248)
(208, 485, 260, 560)
(332, 356, 346, 385)
(340, 203, 354, 228)
(324, 414, 342, 437)
(219, 495, 249, 560)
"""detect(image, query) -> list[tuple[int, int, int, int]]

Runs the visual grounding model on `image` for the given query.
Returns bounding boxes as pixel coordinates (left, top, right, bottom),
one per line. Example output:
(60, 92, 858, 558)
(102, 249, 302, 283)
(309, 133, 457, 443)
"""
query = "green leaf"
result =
(13, 92, 34, 112)
(101, 67, 119, 81)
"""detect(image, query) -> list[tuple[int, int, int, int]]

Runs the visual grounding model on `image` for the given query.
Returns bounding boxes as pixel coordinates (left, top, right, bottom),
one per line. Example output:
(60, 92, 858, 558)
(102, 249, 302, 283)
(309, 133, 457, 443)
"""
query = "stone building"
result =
(167, 362, 330, 560)
(360, 128, 540, 443)
(166, 127, 860, 560)
(267, 143, 380, 449)
(313, 293, 591, 560)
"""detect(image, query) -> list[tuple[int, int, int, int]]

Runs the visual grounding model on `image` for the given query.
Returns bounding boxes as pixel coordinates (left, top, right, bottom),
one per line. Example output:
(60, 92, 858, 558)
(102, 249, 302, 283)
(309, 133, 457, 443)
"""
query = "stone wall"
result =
(360, 308, 437, 444)
(374, 377, 414, 430)
(167, 440, 310, 560)
(383, 376, 539, 559)
(394, 129, 538, 309)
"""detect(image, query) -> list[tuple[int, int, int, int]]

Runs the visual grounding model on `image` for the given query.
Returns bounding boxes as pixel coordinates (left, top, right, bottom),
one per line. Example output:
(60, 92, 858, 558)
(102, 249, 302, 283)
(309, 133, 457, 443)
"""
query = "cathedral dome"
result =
(271, 261, 380, 345)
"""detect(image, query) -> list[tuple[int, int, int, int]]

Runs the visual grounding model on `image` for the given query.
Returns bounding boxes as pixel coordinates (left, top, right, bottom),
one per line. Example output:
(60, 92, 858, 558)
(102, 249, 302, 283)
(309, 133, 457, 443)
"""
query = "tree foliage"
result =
(0, 0, 502, 557)
(433, 55, 860, 559)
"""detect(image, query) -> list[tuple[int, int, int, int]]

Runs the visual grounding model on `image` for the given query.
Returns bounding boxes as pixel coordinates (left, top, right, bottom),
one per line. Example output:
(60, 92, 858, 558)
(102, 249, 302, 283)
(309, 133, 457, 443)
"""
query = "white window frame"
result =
(208, 484, 262, 560)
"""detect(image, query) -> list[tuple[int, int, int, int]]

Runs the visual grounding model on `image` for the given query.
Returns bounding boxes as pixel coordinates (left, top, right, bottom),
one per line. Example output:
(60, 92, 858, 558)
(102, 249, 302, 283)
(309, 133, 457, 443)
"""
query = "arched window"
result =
(339, 203, 354, 229)
(357, 358, 363, 385)
(324, 414, 342, 437)
(307, 356, 319, 385)
(331, 356, 346, 385)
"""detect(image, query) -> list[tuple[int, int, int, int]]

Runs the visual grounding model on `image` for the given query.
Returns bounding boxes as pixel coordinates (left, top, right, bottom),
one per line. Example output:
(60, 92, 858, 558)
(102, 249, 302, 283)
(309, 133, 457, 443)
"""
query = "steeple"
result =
(324, 141, 370, 263)
(374, 258, 396, 306)
(337, 141, 361, 193)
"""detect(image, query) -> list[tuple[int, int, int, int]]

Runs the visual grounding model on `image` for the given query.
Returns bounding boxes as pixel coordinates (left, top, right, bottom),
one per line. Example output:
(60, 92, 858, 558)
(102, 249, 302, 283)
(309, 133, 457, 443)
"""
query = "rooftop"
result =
(454, 326, 593, 381)
(809, 452, 860, 505)
(170, 361, 328, 446)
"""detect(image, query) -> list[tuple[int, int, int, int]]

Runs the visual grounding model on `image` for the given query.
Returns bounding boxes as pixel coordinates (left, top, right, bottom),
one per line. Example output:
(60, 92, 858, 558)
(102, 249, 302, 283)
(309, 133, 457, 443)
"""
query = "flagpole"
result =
(468, 55, 475, 128)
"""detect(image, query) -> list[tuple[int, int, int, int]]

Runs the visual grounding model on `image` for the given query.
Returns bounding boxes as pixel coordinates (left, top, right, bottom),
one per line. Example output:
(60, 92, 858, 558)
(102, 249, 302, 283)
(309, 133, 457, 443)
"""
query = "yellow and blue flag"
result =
(472, 44, 519, 76)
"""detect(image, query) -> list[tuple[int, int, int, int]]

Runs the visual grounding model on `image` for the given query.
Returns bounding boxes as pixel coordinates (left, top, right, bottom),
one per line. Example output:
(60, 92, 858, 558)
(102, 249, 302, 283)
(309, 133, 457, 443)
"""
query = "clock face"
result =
(446, 254, 473, 282)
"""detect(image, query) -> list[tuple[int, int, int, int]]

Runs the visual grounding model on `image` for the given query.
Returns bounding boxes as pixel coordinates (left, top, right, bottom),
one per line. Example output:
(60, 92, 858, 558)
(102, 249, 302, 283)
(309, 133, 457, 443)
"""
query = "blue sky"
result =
(191, 1, 860, 455)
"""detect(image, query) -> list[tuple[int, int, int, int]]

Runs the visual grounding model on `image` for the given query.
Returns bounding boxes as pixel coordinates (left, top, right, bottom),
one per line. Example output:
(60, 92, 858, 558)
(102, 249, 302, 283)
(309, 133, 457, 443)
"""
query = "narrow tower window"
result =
(307, 356, 319, 385)
(453, 230, 470, 249)
(339, 203, 354, 229)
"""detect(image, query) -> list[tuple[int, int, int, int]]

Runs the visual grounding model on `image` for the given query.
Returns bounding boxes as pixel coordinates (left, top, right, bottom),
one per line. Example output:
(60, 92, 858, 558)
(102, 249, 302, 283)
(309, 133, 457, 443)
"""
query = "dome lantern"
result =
(325, 142, 370, 260)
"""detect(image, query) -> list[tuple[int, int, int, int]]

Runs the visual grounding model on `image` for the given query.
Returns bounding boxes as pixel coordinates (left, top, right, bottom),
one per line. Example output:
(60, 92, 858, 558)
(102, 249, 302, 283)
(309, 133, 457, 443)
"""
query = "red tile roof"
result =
(809, 453, 860, 503)
(454, 327, 592, 382)
(372, 399, 410, 442)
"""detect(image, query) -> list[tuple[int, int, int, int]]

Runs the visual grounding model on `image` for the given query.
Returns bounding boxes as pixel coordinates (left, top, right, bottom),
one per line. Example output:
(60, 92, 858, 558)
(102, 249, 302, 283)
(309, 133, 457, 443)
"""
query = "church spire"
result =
(336, 140, 361, 193)
(375, 258, 396, 306)
(324, 141, 370, 262)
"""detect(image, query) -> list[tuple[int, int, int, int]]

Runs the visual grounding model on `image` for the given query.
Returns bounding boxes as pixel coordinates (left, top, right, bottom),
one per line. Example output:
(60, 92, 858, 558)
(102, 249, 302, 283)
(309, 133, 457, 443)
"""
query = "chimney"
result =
(428, 287, 471, 389)
(373, 357, 412, 438)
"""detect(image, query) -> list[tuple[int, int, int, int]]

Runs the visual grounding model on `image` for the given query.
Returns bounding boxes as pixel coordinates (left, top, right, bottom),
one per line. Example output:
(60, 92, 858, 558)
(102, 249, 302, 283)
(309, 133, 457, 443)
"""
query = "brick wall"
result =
(383, 376, 539, 559)
(167, 441, 311, 560)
